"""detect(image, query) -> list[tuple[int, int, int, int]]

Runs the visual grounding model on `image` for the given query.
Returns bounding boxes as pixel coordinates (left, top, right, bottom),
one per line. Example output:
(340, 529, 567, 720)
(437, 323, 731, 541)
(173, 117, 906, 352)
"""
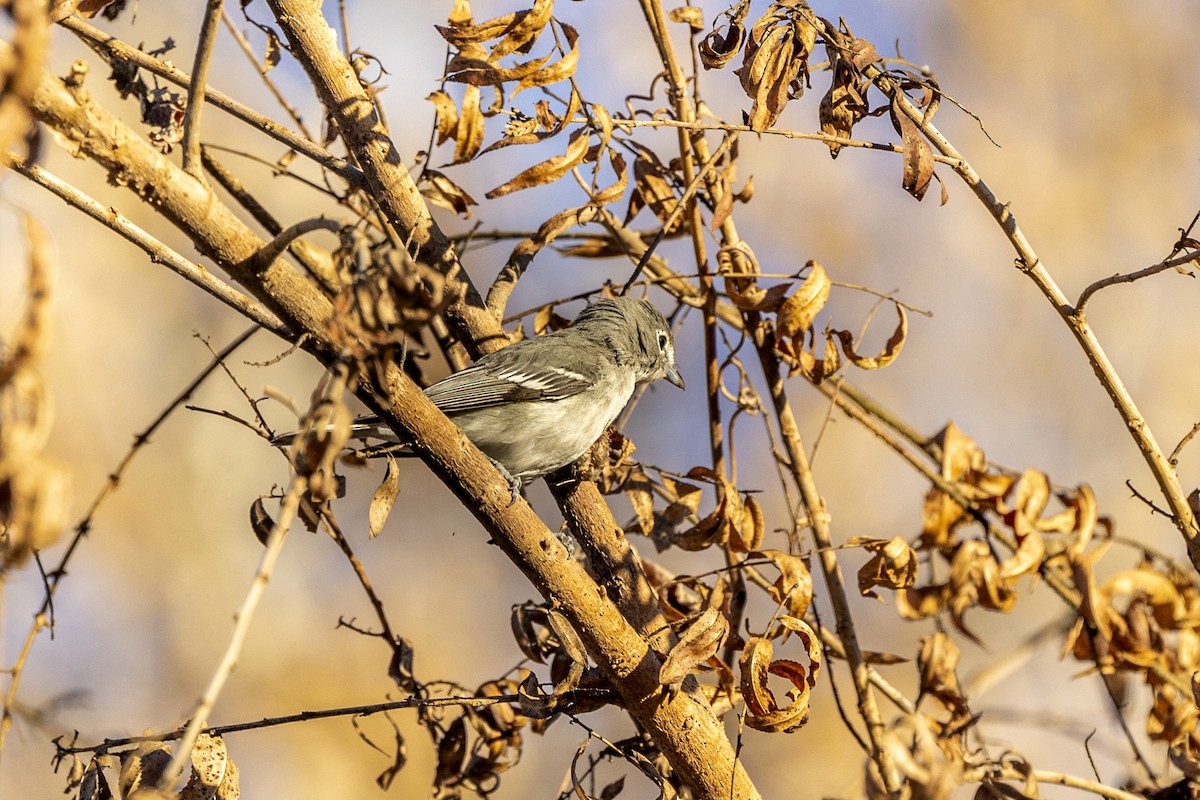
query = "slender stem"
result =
(181, 0, 225, 176)
(1075, 250, 1198, 316)
(57, 15, 364, 188)
(8, 154, 287, 334)
(220, 7, 315, 141)
(0, 328, 260, 765)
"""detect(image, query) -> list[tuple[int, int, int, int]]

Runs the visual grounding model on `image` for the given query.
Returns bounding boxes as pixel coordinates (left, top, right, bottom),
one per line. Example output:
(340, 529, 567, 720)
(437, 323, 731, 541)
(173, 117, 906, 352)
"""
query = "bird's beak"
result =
(664, 363, 685, 390)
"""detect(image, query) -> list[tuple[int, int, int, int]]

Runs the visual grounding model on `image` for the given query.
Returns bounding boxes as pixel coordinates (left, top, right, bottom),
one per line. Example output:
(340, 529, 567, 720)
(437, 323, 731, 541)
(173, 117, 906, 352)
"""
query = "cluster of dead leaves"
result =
(324, 228, 462, 360)
(1065, 543, 1200, 777)
(0, 217, 70, 571)
(425, 0, 628, 214)
(648, 556, 819, 734)
(699, 1, 943, 202)
(61, 732, 238, 800)
(589, 435, 822, 734)
(722, 255, 907, 382)
(848, 423, 1092, 645)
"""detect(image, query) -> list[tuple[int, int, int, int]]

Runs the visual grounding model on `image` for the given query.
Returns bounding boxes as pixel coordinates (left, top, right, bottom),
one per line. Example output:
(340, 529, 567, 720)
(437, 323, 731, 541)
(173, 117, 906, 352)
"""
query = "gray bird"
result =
(280, 296, 684, 501)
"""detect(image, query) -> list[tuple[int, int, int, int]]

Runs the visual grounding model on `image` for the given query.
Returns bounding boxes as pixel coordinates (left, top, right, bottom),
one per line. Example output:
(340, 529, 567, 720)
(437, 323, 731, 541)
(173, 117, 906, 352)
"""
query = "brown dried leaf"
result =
(725, 279, 791, 313)
(433, 716, 468, 793)
(754, 549, 813, 619)
(118, 742, 172, 798)
(178, 733, 238, 800)
(659, 607, 729, 686)
(668, 5, 705, 32)
(486, 127, 590, 198)
(590, 150, 628, 206)
(368, 454, 400, 538)
(630, 152, 682, 234)
(249, 498, 274, 546)
(739, 616, 820, 732)
(730, 495, 765, 553)
(429, 91, 460, 146)
(948, 540, 1016, 643)
(831, 303, 907, 370)
(436, 0, 551, 56)
(889, 95, 934, 201)
(444, 45, 552, 89)
(775, 260, 830, 340)
(0, 217, 70, 569)
(514, 24, 579, 95)
(419, 170, 478, 218)
(78, 757, 113, 800)
(1006, 468, 1050, 539)
(849, 535, 918, 599)
(453, 85, 485, 163)
(447, 0, 473, 26)
(916, 632, 966, 712)
(735, 5, 816, 130)
(698, 4, 748, 70)
(897, 584, 949, 620)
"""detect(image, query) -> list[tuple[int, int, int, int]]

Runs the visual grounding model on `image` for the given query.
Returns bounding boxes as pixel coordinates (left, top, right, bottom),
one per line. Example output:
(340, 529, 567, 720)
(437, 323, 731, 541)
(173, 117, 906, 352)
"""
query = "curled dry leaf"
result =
(0, 216, 70, 569)
(453, 84, 485, 163)
(753, 549, 813, 620)
(734, 2, 817, 130)
(436, 0, 552, 59)
(659, 607, 730, 686)
(818, 54, 869, 158)
(427, 91, 459, 145)
(249, 498, 275, 546)
(419, 170, 478, 218)
(775, 260, 830, 341)
(368, 454, 401, 537)
(628, 151, 683, 235)
(947, 540, 1017, 643)
(78, 757, 113, 800)
(848, 535, 918, 599)
(739, 616, 821, 733)
(830, 302, 907, 370)
(916, 632, 966, 713)
(667, 5, 705, 32)
(698, 1, 749, 70)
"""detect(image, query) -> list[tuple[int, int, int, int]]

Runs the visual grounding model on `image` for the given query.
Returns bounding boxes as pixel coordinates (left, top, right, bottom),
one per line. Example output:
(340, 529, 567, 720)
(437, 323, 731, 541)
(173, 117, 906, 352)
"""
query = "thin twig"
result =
(182, 0, 224, 176)
(0, 328, 260, 763)
(58, 15, 365, 188)
(56, 694, 521, 756)
(1169, 420, 1200, 466)
(606, 116, 961, 165)
(1075, 250, 1197, 317)
(8, 154, 288, 334)
(220, 7, 314, 141)
(158, 456, 305, 788)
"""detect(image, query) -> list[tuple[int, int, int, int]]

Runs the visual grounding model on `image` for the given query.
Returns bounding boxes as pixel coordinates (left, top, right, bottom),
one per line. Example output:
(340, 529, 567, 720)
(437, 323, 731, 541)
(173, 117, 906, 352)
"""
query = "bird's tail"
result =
(270, 415, 409, 458)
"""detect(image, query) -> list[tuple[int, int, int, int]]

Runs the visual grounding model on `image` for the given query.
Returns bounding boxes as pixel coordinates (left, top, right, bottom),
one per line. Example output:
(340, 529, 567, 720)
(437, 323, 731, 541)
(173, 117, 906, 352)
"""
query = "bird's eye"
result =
(657, 331, 669, 350)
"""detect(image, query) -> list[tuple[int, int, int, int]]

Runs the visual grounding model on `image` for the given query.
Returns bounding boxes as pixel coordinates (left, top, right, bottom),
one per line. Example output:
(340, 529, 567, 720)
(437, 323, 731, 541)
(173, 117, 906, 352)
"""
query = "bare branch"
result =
(181, 0, 224, 176)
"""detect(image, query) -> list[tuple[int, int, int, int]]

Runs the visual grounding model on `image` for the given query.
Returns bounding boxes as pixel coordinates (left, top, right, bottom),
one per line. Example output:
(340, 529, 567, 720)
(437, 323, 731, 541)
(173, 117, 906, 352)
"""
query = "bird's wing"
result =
(423, 337, 597, 413)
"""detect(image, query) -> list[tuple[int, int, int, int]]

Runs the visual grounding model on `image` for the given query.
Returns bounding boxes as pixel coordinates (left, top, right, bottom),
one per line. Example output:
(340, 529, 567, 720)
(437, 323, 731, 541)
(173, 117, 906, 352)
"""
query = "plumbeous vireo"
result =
(284, 296, 684, 500)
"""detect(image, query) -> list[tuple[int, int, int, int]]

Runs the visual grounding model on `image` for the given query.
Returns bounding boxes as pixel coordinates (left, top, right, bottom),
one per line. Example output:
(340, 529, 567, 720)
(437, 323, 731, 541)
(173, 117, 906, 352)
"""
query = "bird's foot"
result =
(488, 457, 523, 507)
